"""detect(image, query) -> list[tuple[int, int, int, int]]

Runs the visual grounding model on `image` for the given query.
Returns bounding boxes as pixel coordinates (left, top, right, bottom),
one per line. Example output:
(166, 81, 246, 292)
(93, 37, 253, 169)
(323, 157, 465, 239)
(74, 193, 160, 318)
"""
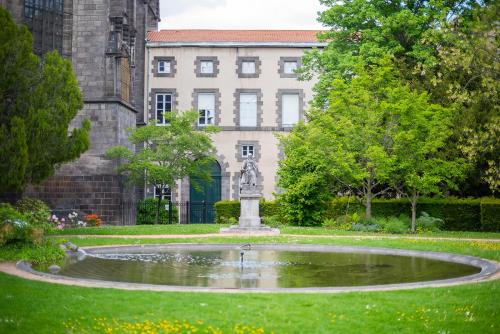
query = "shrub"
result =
(351, 222, 380, 232)
(84, 214, 102, 227)
(214, 201, 240, 223)
(322, 218, 350, 230)
(261, 215, 282, 228)
(378, 216, 409, 234)
(136, 198, 179, 225)
(0, 203, 43, 246)
(15, 197, 51, 228)
(416, 212, 444, 233)
(217, 216, 238, 225)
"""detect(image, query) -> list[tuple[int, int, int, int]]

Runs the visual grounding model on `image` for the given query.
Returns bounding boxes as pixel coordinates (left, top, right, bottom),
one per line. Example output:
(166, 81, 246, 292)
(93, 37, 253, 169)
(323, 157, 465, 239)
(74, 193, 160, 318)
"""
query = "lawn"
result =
(1, 227, 499, 333)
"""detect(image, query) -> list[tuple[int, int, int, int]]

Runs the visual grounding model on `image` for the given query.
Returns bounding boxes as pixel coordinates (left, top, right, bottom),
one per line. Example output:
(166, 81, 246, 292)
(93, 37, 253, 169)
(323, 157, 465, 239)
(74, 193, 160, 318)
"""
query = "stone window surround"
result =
(278, 56, 301, 78)
(194, 56, 220, 77)
(235, 140, 262, 163)
(191, 88, 222, 126)
(235, 56, 262, 78)
(233, 89, 264, 128)
(152, 56, 177, 77)
(148, 88, 178, 124)
(179, 154, 231, 203)
(275, 89, 305, 128)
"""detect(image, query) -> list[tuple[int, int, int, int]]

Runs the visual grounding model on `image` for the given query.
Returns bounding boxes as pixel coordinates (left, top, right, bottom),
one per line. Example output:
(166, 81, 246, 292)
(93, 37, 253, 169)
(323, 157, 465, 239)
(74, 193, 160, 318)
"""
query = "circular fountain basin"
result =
(19, 244, 499, 292)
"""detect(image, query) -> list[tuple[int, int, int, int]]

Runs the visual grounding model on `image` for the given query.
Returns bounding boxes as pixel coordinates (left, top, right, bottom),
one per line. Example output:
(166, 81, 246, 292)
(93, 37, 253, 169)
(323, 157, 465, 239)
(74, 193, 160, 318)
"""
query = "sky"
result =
(158, 0, 327, 30)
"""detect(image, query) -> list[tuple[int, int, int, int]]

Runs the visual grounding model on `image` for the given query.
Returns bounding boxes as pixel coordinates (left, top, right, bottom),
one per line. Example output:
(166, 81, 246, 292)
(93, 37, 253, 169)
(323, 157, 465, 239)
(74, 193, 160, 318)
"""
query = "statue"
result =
(240, 153, 258, 191)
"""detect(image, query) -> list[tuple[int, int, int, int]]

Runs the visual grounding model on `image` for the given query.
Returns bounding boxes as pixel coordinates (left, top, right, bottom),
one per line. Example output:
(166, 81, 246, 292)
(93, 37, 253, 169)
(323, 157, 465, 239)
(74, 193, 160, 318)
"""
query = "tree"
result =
(427, 3, 499, 194)
(0, 8, 90, 195)
(391, 88, 467, 232)
(301, 0, 486, 108)
(107, 111, 218, 224)
(279, 59, 400, 223)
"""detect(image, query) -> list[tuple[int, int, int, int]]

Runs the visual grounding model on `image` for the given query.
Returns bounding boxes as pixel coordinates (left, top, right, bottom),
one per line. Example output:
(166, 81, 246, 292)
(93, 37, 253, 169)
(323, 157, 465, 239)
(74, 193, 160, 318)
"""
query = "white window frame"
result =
(284, 61, 298, 74)
(156, 93, 172, 126)
(241, 61, 256, 74)
(158, 60, 171, 74)
(197, 93, 215, 127)
(239, 93, 257, 127)
(282, 93, 300, 127)
(154, 186, 171, 201)
(242, 145, 254, 158)
(200, 60, 214, 74)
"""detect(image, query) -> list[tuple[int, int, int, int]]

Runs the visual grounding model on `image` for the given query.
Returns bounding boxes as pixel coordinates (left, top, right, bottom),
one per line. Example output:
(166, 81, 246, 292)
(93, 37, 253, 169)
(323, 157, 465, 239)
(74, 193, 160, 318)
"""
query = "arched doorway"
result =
(189, 161, 221, 223)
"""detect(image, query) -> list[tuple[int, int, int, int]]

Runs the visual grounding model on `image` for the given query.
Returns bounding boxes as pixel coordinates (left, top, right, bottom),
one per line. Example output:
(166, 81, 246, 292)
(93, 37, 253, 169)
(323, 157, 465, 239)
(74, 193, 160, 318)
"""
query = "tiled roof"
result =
(147, 30, 322, 43)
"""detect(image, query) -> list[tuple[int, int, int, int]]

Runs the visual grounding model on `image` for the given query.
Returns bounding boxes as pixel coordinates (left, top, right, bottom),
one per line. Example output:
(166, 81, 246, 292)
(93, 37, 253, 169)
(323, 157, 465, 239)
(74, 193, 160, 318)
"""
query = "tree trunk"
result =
(365, 181, 372, 219)
(155, 194, 161, 225)
(410, 190, 417, 233)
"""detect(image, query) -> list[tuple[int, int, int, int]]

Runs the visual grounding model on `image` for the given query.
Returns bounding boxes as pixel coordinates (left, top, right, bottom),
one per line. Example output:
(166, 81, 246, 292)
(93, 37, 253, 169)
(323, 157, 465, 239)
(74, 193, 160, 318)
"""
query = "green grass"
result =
(0, 268, 498, 333)
(1, 233, 499, 333)
(48, 224, 500, 239)
(47, 224, 226, 235)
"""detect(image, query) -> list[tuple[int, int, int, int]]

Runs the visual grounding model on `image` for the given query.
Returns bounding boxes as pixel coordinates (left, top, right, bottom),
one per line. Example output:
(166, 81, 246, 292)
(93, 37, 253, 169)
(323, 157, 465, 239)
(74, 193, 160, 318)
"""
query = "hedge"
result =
(214, 200, 282, 224)
(215, 197, 500, 231)
(480, 199, 500, 232)
(136, 198, 178, 224)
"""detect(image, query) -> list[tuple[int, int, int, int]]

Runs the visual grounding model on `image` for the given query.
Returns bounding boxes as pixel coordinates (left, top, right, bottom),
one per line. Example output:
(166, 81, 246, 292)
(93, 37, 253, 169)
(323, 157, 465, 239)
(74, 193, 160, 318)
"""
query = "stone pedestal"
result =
(238, 193, 261, 227)
(220, 190, 280, 235)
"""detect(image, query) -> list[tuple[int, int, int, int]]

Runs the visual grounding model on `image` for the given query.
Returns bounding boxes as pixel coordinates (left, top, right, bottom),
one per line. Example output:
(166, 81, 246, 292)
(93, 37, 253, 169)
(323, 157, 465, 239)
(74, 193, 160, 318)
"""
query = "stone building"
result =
(1, 0, 160, 225)
(145, 30, 324, 223)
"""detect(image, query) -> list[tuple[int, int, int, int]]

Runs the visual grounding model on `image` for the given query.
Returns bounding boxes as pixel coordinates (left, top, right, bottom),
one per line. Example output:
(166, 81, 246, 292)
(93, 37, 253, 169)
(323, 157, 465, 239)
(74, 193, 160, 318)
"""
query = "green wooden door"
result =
(189, 162, 221, 223)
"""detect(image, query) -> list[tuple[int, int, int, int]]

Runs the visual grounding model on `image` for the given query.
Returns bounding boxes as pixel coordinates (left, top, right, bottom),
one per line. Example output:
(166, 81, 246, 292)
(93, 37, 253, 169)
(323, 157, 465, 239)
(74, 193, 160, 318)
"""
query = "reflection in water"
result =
(53, 249, 481, 288)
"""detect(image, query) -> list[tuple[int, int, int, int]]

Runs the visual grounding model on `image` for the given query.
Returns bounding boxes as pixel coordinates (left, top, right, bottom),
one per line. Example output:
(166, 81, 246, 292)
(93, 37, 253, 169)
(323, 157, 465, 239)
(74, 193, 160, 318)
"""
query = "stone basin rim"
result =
(14, 244, 500, 293)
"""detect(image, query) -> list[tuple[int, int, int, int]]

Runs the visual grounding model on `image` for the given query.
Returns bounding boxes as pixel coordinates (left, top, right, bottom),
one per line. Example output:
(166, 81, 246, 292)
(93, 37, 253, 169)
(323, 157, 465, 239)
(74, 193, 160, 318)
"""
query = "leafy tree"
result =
(391, 88, 467, 232)
(107, 111, 218, 224)
(0, 8, 90, 194)
(301, 0, 486, 107)
(279, 59, 400, 223)
(276, 122, 334, 226)
(427, 3, 499, 193)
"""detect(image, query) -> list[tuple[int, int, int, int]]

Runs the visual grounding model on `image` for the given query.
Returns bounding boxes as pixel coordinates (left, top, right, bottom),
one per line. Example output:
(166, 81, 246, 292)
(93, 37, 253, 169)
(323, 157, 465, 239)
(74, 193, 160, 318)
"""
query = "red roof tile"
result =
(147, 30, 323, 43)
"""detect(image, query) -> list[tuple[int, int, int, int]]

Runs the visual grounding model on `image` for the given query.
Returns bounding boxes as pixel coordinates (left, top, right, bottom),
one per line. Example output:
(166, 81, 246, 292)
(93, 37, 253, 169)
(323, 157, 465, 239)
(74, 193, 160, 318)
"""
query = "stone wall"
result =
(26, 102, 138, 225)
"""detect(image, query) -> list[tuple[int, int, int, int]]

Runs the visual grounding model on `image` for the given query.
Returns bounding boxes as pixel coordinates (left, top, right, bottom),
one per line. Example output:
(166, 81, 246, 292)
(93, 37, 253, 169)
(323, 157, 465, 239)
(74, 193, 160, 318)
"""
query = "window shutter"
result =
(282, 94, 299, 126)
(240, 93, 257, 127)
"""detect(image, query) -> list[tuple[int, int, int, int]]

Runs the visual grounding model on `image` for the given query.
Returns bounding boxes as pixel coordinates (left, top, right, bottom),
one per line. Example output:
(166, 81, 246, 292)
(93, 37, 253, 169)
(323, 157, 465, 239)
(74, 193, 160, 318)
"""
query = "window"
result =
(240, 93, 257, 127)
(284, 61, 298, 74)
(154, 186, 171, 201)
(282, 93, 300, 127)
(197, 93, 215, 126)
(242, 145, 254, 158)
(200, 61, 214, 74)
(156, 93, 172, 125)
(241, 61, 256, 74)
(158, 60, 171, 73)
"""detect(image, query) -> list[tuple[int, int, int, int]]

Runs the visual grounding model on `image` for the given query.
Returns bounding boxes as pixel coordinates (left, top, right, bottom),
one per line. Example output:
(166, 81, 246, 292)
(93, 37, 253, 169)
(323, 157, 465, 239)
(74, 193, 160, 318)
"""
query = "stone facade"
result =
(146, 31, 325, 204)
(4, 1, 160, 225)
